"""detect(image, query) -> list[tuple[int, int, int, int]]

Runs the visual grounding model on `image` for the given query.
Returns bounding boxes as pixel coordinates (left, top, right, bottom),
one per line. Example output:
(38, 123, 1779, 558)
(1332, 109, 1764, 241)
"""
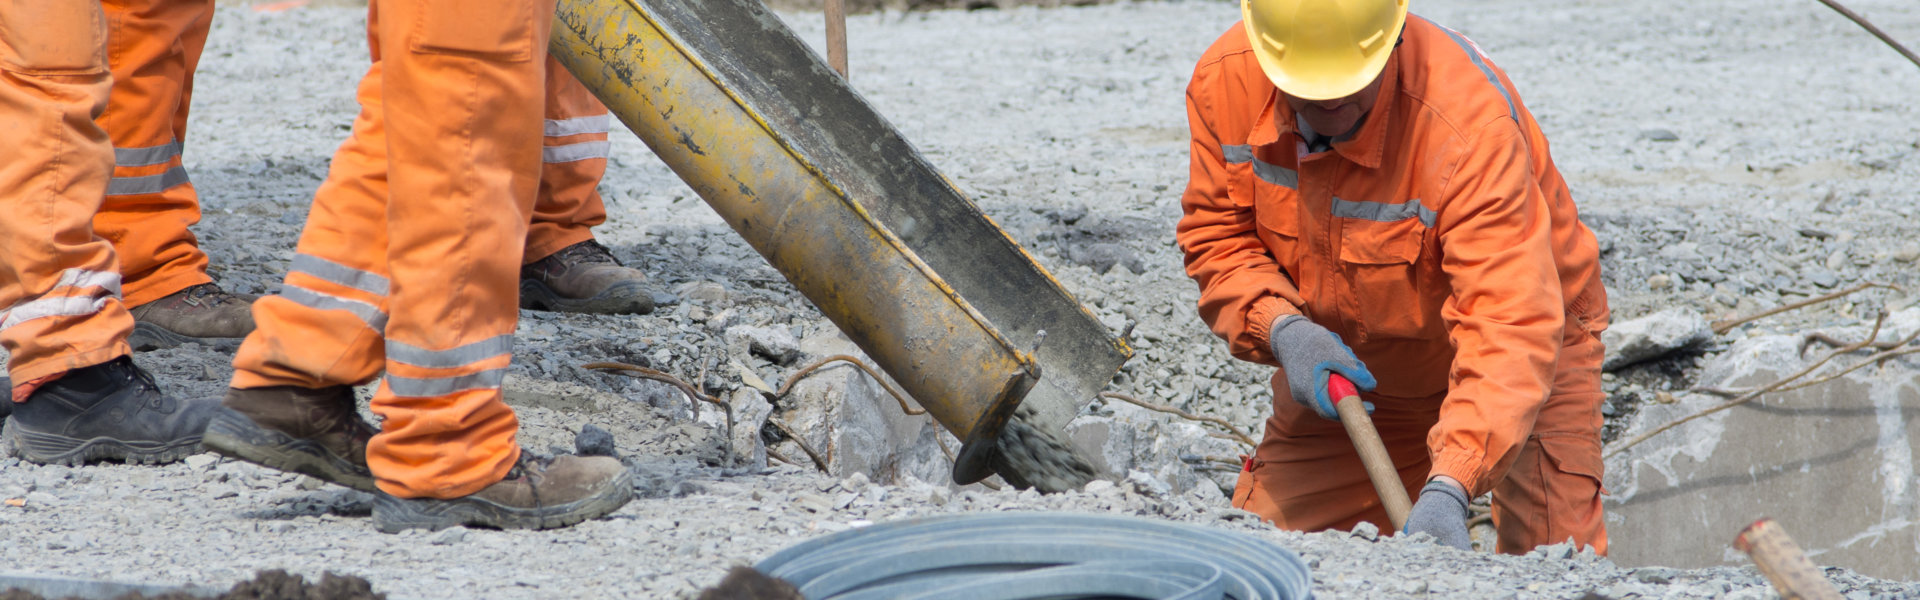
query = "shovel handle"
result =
(1330, 373, 1413, 531)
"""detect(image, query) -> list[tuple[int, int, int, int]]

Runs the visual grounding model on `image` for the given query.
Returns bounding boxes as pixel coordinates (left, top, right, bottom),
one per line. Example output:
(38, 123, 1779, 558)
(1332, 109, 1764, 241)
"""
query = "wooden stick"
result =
(1330, 374, 1411, 531)
(1709, 282, 1892, 334)
(1734, 518, 1844, 600)
(825, 0, 848, 78)
(1813, 0, 1920, 71)
(1098, 391, 1257, 449)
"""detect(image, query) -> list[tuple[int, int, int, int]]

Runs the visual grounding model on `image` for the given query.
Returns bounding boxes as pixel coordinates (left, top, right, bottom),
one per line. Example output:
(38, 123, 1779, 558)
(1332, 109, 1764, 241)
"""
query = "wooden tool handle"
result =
(825, 0, 848, 78)
(1734, 518, 1843, 600)
(1331, 374, 1412, 531)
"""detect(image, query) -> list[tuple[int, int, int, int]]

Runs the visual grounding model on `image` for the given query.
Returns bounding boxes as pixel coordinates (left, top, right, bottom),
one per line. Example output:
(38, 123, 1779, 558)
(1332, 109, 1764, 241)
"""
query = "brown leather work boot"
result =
(371, 453, 633, 532)
(519, 240, 656, 315)
(201, 385, 378, 492)
(127, 283, 258, 351)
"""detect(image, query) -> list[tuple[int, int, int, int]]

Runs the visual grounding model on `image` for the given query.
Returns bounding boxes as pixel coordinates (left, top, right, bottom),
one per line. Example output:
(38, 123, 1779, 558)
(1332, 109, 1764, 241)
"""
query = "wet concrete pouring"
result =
(4, 0, 1920, 597)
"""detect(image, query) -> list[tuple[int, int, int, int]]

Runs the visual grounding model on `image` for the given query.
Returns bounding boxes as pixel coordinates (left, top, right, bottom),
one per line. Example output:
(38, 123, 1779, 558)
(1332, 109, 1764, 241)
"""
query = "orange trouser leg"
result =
(525, 58, 610, 263)
(1230, 384, 1435, 534)
(234, 0, 550, 499)
(1490, 326, 1608, 555)
(0, 0, 135, 384)
(91, 0, 215, 306)
(1231, 321, 1609, 555)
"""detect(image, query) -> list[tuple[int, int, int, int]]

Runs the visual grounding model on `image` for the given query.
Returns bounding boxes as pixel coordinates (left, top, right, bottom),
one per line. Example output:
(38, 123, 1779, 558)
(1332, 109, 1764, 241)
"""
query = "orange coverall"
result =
(230, 0, 567, 499)
(0, 0, 135, 385)
(1176, 15, 1611, 555)
(90, 0, 611, 308)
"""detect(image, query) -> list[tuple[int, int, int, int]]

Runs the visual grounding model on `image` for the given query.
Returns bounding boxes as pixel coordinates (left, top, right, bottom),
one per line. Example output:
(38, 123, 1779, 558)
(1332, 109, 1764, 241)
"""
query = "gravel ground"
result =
(5, 0, 1920, 597)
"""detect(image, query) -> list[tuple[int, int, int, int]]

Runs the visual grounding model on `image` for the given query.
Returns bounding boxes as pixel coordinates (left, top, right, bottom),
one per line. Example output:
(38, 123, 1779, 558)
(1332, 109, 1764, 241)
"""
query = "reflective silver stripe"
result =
(1252, 160, 1299, 189)
(114, 140, 182, 168)
(278, 285, 387, 331)
(1221, 144, 1253, 164)
(106, 165, 190, 196)
(52, 268, 122, 297)
(1219, 144, 1299, 189)
(388, 335, 514, 369)
(545, 115, 611, 137)
(1331, 197, 1436, 228)
(0, 296, 109, 331)
(1435, 24, 1517, 122)
(386, 367, 509, 397)
(291, 254, 390, 296)
(542, 141, 610, 163)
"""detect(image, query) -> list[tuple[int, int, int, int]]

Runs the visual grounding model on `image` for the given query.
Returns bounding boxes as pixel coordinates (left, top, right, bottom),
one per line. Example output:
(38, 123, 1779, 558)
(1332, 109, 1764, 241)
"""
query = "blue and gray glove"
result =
(1405, 478, 1472, 550)
(1268, 315, 1377, 420)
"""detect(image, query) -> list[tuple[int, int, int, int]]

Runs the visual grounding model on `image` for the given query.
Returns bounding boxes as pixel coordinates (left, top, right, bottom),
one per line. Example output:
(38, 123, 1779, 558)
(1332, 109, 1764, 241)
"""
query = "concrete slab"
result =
(1605, 310, 1920, 579)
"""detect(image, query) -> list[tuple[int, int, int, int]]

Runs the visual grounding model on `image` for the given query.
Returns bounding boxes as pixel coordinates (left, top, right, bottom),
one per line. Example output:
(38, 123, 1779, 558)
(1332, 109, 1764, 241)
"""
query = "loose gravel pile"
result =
(3, 0, 1918, 597)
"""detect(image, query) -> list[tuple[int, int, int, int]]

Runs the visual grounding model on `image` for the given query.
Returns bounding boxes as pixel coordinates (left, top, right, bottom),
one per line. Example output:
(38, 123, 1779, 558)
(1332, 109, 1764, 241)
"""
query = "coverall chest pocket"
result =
(1241, 177, 1305, 274)
(1338, 216, 1429, 340)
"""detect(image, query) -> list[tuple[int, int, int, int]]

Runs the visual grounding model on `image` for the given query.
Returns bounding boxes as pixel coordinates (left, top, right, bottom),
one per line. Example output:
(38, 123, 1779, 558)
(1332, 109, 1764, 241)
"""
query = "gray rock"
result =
(575, 424, 618, 458)
(726, 325, 801, 365)
(1350, 520, 1379, 541)
(430, 527, 470, 545)
(1602, 307, 1714, 370)
(1639, 128, 1679, 142)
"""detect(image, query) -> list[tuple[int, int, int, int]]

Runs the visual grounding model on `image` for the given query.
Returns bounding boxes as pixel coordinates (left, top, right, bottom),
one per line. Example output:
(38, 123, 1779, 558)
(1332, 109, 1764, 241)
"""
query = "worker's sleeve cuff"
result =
(1245, 296, 1302, 351)
(1429, 451, 1490, 498)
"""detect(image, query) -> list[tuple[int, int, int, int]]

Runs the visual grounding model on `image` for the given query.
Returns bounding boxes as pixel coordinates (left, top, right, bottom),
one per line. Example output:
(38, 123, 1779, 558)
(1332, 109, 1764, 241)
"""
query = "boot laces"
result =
(553, 240, 620, 267)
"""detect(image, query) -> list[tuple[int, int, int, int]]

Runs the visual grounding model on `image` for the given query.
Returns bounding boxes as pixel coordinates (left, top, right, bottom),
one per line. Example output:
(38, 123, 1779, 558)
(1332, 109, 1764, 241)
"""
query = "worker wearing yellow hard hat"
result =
(1177, 0, 1613, 555)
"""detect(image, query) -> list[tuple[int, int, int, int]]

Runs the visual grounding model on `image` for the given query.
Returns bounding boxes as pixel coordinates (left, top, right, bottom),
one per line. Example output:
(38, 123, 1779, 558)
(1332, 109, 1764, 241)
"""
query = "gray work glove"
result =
(1405, 479, 1472, 550)
(1268, 315, 1377, 420)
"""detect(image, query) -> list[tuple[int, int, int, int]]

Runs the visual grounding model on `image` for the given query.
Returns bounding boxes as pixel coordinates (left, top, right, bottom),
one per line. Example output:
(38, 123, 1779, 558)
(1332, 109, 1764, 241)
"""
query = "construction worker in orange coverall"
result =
(200, 0, 633, 532)
(1177, 0, 1611, 554)
(91, 0, 655, 355)
(0, 0, 218, 466)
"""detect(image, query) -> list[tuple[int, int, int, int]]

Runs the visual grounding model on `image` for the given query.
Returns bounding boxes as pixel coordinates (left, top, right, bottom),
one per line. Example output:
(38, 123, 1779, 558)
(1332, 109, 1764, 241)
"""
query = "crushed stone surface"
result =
(3, 0, 1919, 597)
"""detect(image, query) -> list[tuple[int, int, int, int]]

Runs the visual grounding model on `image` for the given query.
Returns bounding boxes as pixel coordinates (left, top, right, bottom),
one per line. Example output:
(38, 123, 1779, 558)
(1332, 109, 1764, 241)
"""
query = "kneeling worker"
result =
(1176, 0, 1611, 554)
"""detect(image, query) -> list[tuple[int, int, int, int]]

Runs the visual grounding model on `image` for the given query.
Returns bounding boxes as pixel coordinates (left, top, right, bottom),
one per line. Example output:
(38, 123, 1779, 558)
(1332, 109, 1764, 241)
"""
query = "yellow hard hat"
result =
(1241, 0, 1408, 100)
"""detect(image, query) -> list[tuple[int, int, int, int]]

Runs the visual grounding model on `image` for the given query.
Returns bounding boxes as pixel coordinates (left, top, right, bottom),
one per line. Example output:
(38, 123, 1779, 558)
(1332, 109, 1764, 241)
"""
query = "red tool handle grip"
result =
(1327, 373, 1360, 401)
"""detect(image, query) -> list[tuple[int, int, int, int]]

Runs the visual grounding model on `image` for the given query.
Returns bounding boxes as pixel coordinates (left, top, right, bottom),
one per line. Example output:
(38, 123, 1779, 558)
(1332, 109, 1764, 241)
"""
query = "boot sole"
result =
(5, 418, 202, 466)
(519, 279, 655, 315)
(371, 468, 635, 533)
(201, 408, 378, 493)
(129, 322, 243, 353)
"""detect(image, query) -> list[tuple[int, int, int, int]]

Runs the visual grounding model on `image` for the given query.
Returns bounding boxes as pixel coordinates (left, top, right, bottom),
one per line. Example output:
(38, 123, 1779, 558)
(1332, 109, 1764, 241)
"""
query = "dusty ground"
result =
(4, 0, 1920, 597)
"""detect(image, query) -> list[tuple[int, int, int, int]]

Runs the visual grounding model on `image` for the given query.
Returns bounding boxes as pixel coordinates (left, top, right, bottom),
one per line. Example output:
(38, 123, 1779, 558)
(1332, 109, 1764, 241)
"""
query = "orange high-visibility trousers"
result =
(92, 0, 215, 307)
(0, 0, 136, 385)
(1230, 318, 1608, 555)
(230, 0, 558, 499)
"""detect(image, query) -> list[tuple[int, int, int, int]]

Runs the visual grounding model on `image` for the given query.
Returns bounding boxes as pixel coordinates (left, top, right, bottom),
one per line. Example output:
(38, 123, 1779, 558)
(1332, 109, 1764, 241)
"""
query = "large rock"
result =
(1602, 307, 1714, 371)
(1605, 309, 1920, 579)
(778, 332, 953, 486)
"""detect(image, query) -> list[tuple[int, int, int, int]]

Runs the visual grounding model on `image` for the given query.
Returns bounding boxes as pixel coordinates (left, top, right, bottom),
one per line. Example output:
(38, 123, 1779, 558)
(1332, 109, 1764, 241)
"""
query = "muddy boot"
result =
(371, 453, 633, 533)
(202, 386, 378, 492)
(519, 240, 656, 315)
(127, 283, 258, 351)
(5, 356, 215, 466)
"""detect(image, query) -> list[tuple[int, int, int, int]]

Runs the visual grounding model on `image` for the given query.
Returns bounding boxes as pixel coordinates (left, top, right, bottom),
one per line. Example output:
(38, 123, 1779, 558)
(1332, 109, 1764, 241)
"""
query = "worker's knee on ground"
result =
(407, 0, 539, 62)
(0, 2, 106, 74)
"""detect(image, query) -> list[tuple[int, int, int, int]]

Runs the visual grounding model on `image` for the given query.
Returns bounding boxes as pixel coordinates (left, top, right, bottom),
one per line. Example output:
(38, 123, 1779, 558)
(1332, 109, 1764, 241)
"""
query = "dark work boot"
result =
(5, 356, 215, 466)
(519, 240, 656, 315)
(372, 453, 633, 533)
(127, 283, 258, 351)
(202, 386, 378, 493)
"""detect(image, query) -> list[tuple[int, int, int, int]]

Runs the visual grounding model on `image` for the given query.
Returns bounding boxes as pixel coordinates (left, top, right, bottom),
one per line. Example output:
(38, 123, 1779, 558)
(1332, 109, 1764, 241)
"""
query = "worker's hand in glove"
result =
(1268, 315, 1377, 420)
(1404, 477, 1472, 550)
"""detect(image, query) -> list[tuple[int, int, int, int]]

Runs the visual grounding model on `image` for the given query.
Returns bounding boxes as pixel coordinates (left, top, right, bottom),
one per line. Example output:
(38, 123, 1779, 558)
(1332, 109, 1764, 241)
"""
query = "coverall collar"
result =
(1252, 51, 1401, 170)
